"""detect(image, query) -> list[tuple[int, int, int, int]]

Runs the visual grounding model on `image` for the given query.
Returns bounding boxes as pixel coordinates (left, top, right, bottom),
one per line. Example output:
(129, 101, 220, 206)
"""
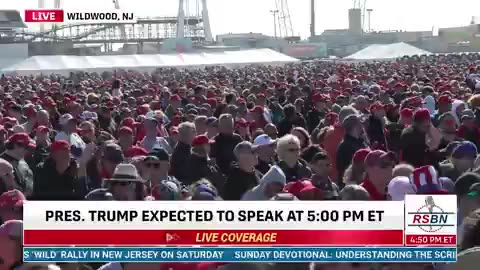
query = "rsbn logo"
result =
(408, 196, 454, 232)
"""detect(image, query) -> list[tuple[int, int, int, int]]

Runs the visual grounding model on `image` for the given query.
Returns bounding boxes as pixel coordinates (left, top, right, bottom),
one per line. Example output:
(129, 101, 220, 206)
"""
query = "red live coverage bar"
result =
(24, 229, 404, 246)
(24, 10, 64, 23)
(405, 234, 457, 246)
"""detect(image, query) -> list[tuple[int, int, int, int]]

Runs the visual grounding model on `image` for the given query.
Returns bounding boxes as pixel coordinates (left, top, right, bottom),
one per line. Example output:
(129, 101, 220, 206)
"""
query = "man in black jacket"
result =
(185, 135, 225, 190)
(33, 140, 85, 200)
(400, 108, 441, 168)
(336, 115, 368, 180)
(306, 93, 327, 133)
(211, 114, 243, 174)
(366, 102, 387, 147)
(170, 122, 196, 183)
(277, 104, 306, 137)
(223, 141, 261, 200)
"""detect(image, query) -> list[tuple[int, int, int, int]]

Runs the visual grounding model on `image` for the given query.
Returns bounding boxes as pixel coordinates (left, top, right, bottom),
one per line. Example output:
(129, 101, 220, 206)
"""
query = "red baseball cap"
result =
(365, 150, 396, 167)
(325, 112, 338, 124)
(394, 82, 407, 88)
(408, 96, 423, 106)
(235, 118, 249, 128)
(36, 125, 49, 134)
(44, 100, 57, 107)
(283, 180, 311, 198)
(136, 104, 150, 115)
(438, 95, 452, 104)
(118, 126, 133, 135)
(353, 148, 371, 164)
(250, 106, 264, 114)
(312, 93, 326, 103)
(0, 189, 26, 210)
(125, 146, 148, 158)
(370, 102, 385, 112)
(51, 140, 70, 153)
(121, 117, 139, 129)
(384, 103, 399, 113)
(192, 135, 215, 147)
(24, 106, 37, 118)
(207, 98, 218, 108)
(414, 108, 431, 122)
(6, 133, 36, 148)
(170, 95, 181, 102)
(207, 91, 216, 99)
(400, 108, 414, 118)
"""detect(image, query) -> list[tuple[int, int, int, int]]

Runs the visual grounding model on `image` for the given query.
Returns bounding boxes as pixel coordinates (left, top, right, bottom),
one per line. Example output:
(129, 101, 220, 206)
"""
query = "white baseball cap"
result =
(59, 113, 75, 126)
(254, 134, 276, 147)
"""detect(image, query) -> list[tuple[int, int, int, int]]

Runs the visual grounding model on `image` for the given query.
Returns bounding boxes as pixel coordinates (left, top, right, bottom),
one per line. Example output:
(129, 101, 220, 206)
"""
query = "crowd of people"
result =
(1, 53, 480, 270)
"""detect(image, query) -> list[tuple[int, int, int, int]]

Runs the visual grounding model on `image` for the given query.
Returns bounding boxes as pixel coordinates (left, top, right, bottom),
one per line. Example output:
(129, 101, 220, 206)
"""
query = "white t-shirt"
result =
(112, 88, 123, 98)
(55, 131, 86, 154)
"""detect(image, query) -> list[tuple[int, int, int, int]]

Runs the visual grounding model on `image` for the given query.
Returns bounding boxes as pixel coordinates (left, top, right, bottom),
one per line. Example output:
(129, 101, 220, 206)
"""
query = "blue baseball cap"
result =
(452, 141, 478, 159)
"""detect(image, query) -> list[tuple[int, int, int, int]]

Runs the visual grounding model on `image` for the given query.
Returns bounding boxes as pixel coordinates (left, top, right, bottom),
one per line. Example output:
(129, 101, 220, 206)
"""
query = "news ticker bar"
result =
(23, 247, 457, 263)
(24, 230, 406, 246)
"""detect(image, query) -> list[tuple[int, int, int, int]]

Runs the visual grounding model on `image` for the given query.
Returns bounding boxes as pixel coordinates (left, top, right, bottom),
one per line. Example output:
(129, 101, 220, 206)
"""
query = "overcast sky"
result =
(8, 0, 480, 38)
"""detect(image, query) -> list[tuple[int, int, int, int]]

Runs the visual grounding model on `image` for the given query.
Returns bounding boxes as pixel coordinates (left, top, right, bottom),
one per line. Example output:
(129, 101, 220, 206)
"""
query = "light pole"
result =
(270, 10, 279, 39)
(310, 0, 315, 38)
(367, 9, 373, 32)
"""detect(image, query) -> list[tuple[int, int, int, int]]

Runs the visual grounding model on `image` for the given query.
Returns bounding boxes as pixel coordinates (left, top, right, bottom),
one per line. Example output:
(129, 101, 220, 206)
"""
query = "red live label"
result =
(24, 10, 64, 22)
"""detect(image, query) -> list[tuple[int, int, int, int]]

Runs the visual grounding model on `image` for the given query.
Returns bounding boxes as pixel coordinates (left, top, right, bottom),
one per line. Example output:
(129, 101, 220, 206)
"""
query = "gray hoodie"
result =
(241, 165, 286, 200)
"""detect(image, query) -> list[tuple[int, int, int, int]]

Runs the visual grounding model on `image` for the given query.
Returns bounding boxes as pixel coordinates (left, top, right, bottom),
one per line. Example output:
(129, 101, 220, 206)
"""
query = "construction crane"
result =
(176, 0, 213, 42)
(274, 0, 294, 38)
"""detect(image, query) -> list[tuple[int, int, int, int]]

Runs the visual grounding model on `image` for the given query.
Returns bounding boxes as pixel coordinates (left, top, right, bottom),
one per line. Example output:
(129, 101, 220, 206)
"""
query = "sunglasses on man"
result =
(111, 181, 136, 188)
(287, 147, 300, 153)
(145, 162, 162, 169)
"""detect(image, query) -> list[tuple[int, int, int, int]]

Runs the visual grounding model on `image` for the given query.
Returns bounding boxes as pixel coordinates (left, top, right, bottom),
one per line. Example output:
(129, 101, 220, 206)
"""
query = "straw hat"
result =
(105, 164, 145, 182)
